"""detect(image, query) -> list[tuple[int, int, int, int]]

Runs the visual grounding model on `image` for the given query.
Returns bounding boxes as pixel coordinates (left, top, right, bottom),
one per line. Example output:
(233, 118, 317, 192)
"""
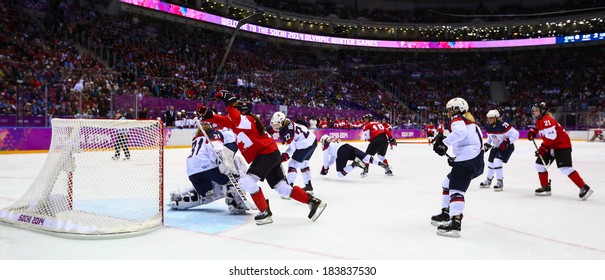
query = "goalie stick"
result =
(194, 117, 257, 211)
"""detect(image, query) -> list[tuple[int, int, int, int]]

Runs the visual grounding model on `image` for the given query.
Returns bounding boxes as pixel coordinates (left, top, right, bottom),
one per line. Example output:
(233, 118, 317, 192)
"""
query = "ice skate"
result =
(351, 158, 365, 169)
(254, 200, 273, 225)
(479, 178, 492, 188)
(493, 179, 503, 192)
(303, 182, 314, 195)
(437, 215, 462, 238)
(430, 207, 449, 226)
(535, 180, 552, 196)
(579, 185, 593, 201)
(360, 164, 369, 177)
(308, 196, 327, 221)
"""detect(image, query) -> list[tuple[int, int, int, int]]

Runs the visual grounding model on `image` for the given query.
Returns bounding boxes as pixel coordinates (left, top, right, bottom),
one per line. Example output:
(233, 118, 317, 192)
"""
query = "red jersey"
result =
(595, 129, 603, 136)
(535, 114, 571, 150)
(437, 123, 445, 134)
(207, 106, 277, 163)
(425, 124, 436, 136)
(318, 120, 329, 129)
(361, 121, 391, 141)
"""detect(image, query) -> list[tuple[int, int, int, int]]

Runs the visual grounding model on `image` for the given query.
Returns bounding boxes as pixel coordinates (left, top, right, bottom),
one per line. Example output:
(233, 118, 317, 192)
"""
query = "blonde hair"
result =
(463, 112, 476, 123)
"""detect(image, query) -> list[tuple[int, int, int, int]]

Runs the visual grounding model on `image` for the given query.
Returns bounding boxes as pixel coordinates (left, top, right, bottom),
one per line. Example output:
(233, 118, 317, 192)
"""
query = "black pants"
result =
(114, 133, 130, 158)
(247, 150, 285, 188)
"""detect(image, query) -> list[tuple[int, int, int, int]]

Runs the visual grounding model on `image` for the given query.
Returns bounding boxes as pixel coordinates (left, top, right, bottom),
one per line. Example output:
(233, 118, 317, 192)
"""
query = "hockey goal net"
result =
(0, 118, 164, 238)
(588, 128, 605, 142)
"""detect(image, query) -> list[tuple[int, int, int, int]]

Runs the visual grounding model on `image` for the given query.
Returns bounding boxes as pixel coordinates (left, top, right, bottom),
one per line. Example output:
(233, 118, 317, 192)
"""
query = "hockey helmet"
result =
(486, 109, 500, 119)
(446, 97, 469, 114)
(531, 102, 548, 118)
(236, 98, 252, 114)
(320, 134, 331, 145)
(363, 114, 373, 121)
(270, 111, 287, 130)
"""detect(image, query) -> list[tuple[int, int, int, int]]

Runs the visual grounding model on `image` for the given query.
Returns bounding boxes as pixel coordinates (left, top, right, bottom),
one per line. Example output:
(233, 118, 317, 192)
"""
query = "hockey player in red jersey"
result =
(425, 122, 437, 145)
(360, 114, 394, 177)
(527, 102, 593, 200)
(196, 90, 327, 225)
(590, 128, 604, 142)
(381, 119, 397, 149)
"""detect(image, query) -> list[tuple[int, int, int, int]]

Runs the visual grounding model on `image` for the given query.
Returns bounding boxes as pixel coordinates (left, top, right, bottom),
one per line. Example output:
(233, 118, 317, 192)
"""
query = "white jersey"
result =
(279, 122, 316, 157)
(443, 114, 483, 161)
(322, 141, 343, 168)
(186, 130, 225, 176)
(485, 120, 520, 147)
(219, 127, 237, 145)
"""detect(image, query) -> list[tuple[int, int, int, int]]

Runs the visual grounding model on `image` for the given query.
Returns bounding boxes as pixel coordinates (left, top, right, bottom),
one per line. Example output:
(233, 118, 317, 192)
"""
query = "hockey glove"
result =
(215, 90, 238, 107)
(388, 137, 397, 146)
(195, 104, 215, 120)
(527, 128, 539, 140)
(281, 153, 290, 162)
(499, 139, 510, 151)
(483, 143, 493, 152)
(320, 166, 329, 175)
(432, 134, 448, 156)
(535, 144, 549, 157)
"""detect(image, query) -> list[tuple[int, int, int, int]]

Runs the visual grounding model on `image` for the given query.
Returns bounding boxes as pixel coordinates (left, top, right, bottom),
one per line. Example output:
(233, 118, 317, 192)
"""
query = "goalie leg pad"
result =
(169, 187, 203, 210)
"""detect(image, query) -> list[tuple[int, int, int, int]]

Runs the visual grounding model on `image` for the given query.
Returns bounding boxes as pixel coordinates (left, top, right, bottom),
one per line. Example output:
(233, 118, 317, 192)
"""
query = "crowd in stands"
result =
(1, 0, 604, 131)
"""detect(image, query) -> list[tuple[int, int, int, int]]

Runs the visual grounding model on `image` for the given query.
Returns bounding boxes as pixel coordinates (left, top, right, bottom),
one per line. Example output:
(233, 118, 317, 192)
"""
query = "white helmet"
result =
(486, 109, 500, 118)
(320, 134, 331, 144)
(446, 97, 469, 114)
(270, 112, 286, 130)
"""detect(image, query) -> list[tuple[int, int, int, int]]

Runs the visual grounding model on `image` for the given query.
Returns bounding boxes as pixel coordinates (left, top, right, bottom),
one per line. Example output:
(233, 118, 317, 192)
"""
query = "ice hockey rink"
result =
(1, 140, 604, 277)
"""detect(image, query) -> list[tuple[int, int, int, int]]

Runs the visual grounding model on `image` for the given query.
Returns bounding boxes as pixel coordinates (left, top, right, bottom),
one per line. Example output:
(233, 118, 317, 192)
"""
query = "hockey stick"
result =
(531, 138, 551, 168)
(194, 118, 257, 210)
(208, 11, 264, 94)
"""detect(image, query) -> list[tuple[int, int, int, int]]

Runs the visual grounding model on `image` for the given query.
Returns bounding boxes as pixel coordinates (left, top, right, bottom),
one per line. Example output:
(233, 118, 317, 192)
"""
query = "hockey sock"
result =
(538, 171, 549, 187)
(250, 189, 269, 211)
(300, 166, 312, 183)
(494, 158, 503, 180)
(441, 188, 450, 209)
(449, 192, 465, 217)
(486, 162, 495, 179)
(287, 167, 297, 186)
(290, 186, 311, 203)
(568, 171, 586, 188)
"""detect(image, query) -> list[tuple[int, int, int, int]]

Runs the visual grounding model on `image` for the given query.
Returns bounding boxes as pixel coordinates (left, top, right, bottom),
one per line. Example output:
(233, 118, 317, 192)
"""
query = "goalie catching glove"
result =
(432, 134, 448, 156)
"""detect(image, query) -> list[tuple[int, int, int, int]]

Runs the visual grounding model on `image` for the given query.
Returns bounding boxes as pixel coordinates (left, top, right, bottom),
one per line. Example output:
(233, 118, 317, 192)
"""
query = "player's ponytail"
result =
(250, 114, 266, 135)
(463, 112, 476, 123)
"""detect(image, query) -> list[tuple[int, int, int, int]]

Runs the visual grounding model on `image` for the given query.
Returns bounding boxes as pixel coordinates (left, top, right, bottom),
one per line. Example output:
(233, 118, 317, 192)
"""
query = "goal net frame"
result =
(0, 118, 164, 239)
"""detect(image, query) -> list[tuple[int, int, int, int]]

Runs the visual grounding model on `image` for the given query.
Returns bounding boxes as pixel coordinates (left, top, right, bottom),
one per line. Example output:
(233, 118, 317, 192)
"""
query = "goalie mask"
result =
(270, 111, 286, 130)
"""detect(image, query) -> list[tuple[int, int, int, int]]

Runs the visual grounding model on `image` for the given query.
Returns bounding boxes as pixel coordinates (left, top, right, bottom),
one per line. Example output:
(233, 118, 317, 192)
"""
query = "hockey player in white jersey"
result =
(319, 135, 390, 177)
(479, 109, 519, 191)
(169, 121, 248, 214)
(270, 112, 318, 194)
(431, 97, 485, 238)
